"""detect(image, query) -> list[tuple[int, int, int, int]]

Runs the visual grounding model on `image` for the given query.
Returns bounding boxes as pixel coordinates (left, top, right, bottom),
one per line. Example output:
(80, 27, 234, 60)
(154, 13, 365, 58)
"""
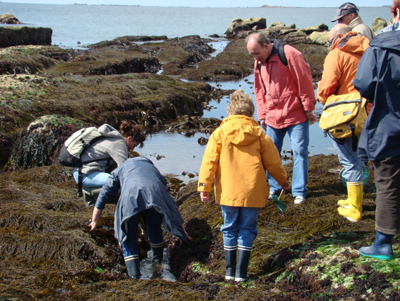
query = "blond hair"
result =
(227, 89, 255, 117)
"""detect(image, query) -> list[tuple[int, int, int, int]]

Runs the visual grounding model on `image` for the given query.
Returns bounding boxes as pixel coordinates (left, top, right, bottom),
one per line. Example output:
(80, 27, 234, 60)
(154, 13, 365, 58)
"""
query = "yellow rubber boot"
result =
(338, 181, 363, 222)
(337, 198, 349, 208)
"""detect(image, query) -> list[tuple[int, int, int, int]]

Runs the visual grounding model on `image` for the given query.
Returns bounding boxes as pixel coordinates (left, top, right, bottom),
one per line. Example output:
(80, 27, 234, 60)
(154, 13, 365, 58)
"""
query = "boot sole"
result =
(338, 212, 361, 222)
(359, 251, 393, 260)
(235, 277, 247, 282)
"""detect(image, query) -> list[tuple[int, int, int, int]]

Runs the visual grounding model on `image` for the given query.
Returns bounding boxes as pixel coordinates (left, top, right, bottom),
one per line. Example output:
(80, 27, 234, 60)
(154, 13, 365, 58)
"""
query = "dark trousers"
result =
(121, 207, 164, 257)
(374, 155, 400, 235)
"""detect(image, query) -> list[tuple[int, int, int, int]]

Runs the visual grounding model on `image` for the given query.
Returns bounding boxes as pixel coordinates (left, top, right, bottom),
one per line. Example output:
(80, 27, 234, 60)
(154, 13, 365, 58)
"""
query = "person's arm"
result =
(286, 46, 316, 111)
(260, 132, 288, 186)
(317, 51, 341, 105)
(89, 207, 103, 231)
(93, 167, 122, 209)
(353, 47, 377, 102)
(198, 131, 221, 199)
(254, 60, 268, 122)
(108, 139, 129, 166)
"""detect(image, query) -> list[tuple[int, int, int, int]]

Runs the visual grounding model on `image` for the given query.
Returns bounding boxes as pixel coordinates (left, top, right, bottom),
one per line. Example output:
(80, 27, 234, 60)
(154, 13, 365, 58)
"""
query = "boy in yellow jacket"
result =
(198, 89, 290, 281)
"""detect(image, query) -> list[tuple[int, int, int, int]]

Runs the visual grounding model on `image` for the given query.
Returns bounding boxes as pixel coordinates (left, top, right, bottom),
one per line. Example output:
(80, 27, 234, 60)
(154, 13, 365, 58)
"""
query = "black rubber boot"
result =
(235, 249, 251, 282)
(82, 187, 102, 208)
(125, 257, 141, 279)
(224, 248, 236, 280)
(359, 231, 394, 260)
(152, 246, 164, 263)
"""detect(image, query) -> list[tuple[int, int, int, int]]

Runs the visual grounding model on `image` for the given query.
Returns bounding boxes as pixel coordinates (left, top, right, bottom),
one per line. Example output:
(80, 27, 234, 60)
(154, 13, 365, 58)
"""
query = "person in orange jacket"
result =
(317, 24, 370, 222)
(198, 89, 290, 282)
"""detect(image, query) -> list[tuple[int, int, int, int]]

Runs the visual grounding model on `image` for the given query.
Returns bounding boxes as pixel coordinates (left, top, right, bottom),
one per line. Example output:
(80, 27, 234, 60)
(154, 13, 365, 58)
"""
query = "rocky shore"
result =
(0, 14, 398, 300)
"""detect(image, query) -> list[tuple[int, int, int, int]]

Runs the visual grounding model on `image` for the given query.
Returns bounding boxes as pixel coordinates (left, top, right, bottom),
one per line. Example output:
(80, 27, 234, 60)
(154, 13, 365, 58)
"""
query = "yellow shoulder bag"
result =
(319, 92, 368, 139)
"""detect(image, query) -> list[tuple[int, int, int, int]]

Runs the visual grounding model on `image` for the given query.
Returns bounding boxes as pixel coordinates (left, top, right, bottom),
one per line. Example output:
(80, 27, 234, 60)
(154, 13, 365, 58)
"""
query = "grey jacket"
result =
(95, 157, 187, 244)
(349, 16, 374, 40)
(80, 124, 128, 174)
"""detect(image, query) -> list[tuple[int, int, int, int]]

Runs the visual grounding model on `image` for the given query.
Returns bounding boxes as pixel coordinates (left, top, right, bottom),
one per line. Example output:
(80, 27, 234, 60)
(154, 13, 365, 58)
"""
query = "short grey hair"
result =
(245, 32, 271, 46)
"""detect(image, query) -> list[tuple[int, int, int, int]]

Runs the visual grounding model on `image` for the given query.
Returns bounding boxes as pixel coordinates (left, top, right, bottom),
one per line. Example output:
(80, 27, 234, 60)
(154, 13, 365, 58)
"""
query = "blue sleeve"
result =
(95, 170, 121, 210)
(353, 47, 378, 102)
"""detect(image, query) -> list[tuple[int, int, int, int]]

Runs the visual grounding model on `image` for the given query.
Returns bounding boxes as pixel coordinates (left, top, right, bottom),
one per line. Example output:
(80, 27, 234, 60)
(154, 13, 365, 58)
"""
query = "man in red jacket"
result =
(246, 32, 316, 204)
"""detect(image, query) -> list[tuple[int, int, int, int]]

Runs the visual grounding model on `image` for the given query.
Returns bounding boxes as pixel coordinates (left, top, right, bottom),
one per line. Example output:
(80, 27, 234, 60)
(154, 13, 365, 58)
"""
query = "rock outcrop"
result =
(0, 13, 22, 24)
(371, 17, 388, 35)
(225, 17, 267, 38)
(0, 26, 52, 48)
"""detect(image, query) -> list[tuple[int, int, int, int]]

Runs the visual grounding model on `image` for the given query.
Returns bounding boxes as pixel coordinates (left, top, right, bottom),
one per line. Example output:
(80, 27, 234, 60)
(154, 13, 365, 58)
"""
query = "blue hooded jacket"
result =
(95, 157, 186, 244)
(353, 26, 400, 161)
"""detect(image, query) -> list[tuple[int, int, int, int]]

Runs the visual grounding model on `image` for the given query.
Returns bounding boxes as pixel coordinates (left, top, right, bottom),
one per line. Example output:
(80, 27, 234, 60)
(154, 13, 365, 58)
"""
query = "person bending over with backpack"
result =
(89, 156, 191, 279)
(73, 121, 146, 198)
(317, 24, 370, 222)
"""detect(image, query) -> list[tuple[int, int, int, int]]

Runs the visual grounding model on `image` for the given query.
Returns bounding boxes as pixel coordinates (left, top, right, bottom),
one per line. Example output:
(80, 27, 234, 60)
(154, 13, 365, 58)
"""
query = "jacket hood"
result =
(98, 124, 124, 138)
(335, 32, 370, 55)
(370, 29, 400, 51)
(219, 115, 263, 146)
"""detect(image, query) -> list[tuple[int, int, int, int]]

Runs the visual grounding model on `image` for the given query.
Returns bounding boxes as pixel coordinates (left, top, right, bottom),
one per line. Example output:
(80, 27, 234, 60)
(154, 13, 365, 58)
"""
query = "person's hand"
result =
(88, 220, 98, 231)
(200, 191, 209, 203)
(305, 111, 317, 124)
(260, 119, 267, 130)
(281, 181, 291, 191)
(88, 207, 103, 231)
(178, 225, 193, 245)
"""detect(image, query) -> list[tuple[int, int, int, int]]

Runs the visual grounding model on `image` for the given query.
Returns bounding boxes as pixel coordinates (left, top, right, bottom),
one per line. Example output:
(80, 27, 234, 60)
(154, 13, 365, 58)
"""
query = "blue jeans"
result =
(332, 137, 363, 182)
(220, 205, 259, 248)
(266, 120, 309, 197)
(73, 168, 111, 188)
(121, 207, 164, 258)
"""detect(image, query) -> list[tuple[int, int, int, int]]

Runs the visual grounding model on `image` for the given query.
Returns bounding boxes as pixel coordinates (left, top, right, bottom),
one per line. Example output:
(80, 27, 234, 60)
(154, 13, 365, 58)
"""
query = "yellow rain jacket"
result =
(198, 115, 287, 208)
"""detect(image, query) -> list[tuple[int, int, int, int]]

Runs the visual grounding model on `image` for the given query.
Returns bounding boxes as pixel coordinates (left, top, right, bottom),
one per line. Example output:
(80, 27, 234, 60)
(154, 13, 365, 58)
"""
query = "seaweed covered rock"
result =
(89, 35, 169, 49)
(5, 115, 86, 170)
(183, 39, 253, 82)
(48, 49, 161, 76)
(0, 26, 52, 48)
(225, 17, 267, 38)
(0, 45, 74, 75)
(0, 72, 215, 167)
(371, 17, 388, 35)
(0, 13, 22, 24)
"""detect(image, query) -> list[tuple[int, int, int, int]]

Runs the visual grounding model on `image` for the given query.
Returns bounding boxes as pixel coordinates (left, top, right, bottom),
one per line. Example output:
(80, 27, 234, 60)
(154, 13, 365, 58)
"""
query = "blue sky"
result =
(1, 0, 392, 7)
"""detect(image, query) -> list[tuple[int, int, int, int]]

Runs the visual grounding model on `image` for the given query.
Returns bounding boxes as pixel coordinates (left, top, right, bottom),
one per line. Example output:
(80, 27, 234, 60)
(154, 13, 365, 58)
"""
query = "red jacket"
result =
(254, 44, 316, 129)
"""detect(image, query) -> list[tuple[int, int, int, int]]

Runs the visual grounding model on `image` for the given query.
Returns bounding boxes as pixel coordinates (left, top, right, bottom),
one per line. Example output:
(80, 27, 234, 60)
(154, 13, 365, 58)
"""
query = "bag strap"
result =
(274, 39, 288, 67)
(77, 168, 83, 198)
(327, 131, 345, 145)
(351, 126, 358, 152)
(256, 39, 289, 95)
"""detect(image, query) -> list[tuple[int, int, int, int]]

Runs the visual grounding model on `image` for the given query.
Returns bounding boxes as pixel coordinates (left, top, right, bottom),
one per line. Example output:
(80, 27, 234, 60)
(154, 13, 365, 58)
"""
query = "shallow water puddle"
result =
(139, 249, 176, 281)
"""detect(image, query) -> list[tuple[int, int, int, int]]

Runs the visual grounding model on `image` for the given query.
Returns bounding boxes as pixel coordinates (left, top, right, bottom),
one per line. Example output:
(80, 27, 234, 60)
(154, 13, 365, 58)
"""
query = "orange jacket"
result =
(254, 44, 316, 129)
(317, 32, 370, 105)
(197, 115, 287, 208)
